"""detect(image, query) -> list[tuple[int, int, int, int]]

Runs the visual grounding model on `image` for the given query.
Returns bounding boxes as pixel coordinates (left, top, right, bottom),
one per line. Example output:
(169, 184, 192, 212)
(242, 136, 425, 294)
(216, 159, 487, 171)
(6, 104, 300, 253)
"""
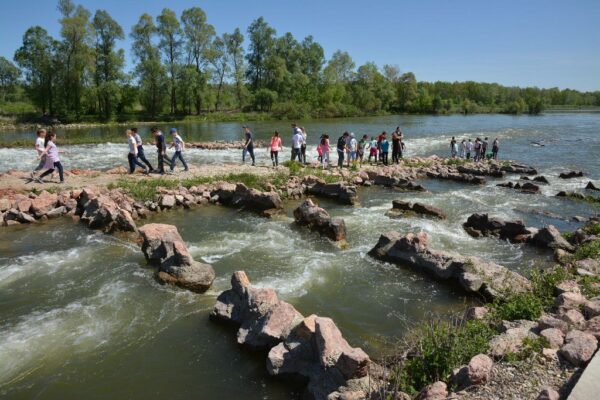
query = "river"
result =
(0, 114, 599, 399)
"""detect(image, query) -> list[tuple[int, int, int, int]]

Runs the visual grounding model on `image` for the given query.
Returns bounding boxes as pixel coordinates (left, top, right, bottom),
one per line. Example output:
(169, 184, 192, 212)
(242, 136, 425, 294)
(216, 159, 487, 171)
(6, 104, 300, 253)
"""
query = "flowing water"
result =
(0, 114, 599, 399)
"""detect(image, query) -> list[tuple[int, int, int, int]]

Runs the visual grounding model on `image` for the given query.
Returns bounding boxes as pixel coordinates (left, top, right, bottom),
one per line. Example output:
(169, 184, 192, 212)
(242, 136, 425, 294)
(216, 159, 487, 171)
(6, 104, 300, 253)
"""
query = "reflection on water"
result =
(1, 113, 599, 399)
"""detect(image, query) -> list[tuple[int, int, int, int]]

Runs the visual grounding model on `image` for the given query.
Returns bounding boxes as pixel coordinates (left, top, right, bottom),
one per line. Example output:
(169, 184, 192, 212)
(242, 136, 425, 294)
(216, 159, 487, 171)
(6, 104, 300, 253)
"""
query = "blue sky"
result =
(1, 0, 599, 91)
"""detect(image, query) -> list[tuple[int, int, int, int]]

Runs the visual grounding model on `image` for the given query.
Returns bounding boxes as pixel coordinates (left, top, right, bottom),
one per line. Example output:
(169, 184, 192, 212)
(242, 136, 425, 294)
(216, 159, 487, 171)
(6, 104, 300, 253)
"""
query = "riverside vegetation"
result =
(2, 1, 600, 128)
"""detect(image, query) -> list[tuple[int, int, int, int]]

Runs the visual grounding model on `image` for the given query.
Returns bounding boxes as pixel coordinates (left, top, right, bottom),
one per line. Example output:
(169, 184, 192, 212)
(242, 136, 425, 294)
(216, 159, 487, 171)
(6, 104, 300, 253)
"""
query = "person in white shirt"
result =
(460, 140, 466, 158)
(131, 127, 154, 171)
(31, 128, 48, 179)
(169, 128, 189, 172)
(466, 139, 474, 160)
(291, 123, 303, 162)
(126, 129, 149, 174)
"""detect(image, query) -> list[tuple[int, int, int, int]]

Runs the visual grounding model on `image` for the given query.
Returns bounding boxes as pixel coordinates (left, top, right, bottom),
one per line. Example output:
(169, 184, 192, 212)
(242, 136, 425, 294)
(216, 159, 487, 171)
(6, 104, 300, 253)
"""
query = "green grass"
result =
(572, 240, 600, 261)
(390, 318, 496, 394)
(490, 292, 545, 321)
(583, 222, 600, 235)
(444, 158, 470, 166)
(401, 159, 433, 168)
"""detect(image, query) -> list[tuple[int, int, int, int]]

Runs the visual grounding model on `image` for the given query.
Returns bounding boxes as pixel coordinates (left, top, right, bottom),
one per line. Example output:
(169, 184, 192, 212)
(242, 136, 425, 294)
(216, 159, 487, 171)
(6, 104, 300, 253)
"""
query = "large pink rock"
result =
(540, 328, 565, 349)
(293, 199, 347, 242)
(467, 354, 493, 385)
(559, 330, 598, 366)
(30, 191, 58, 217)
(537, 387, 560, 400)
(138, 223, 214, 293)
(315, 317, 370, 379)
(238, 300, 304, 349)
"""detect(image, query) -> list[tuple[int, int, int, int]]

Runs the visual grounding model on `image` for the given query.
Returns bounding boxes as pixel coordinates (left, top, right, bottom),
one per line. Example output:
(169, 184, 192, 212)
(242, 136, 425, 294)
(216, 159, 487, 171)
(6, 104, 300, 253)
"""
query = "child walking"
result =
(127, 129, 149, 174)
(31, 128, 47, 179)
(36, 132, 64, 183)
(169, 128, 189, 172)
(270, 131, 282, 167)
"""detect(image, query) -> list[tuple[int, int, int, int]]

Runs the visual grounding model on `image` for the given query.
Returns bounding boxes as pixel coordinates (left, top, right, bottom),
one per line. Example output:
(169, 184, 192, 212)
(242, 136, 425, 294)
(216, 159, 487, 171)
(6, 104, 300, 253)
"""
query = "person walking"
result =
(169, 128, 189, 172)
(152, 127, 172, 174)
(30, 128, 47, 179)
(450, 136, 457, 158)
(291, 126, 303, 162)
(126, 129, 149, 174)
(466, 139, 473, 160)
(300, 127, 307, 164)
(358, 134, 368, 167)
(336, 132, 349, 168)
(270, 130, 282, 167)
(132, 127, 154, 172)
(368, 136, 378, 164)
(380, 133, 390, 165)
(348, 133, 358, 166)
(36, 132, 64, 183)
(242, 126, 256, 166)
(460, 139, 466, 158)
(377, 131, 386, 163)
(318, 134, 330, 169)
(482, 137, 489, 160)
(492, 138, 500, 160)
(392, 132, 401, 164)
(473, 138, 481, 162)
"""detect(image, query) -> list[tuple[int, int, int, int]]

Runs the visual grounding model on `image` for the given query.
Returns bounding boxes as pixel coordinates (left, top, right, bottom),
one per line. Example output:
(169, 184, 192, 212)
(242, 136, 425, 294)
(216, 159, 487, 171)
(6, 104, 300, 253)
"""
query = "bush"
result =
(282, 160, 302, 176)
(573, 240, 600, 261)
(391, 318, 496, 394)
(490, 292, 545, 321)
(583, 222, 600, 235)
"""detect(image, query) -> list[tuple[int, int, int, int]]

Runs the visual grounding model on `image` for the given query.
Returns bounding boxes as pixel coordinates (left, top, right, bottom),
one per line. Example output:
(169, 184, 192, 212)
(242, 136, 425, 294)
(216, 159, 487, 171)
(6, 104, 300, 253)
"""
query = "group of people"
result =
(29, 126, 190, 183)
(257, 125, 408, 170)
(449, 136, 500, 161)
(28, 123, 505, 184)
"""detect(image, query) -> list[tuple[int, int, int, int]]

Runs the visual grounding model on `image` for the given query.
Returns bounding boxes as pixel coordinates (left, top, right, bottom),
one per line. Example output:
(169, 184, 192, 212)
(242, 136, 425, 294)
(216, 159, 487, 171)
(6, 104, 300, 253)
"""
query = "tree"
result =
(14, 27, 58, 113)
(397, 72, 418, 111)
(157, 8, 182, 114)
(246, 17, 275, 91)
(324, 50, 355, 83)
(57, 0, 92, 118)
(92, 10, 124, 119)
(0, 57, 20, 102)
(207, 35, 229, 111)
(181, 7, 215, 113)
(131, 13, 167, 117)
(224, 28, 245, 108)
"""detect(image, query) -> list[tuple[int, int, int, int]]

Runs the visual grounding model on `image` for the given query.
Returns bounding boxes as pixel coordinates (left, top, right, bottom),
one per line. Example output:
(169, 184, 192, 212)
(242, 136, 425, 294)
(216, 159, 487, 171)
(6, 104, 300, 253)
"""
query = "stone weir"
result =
(368, 231, 531, 299)
(210, 271, 384, 400)
(1, 183, 283, 232)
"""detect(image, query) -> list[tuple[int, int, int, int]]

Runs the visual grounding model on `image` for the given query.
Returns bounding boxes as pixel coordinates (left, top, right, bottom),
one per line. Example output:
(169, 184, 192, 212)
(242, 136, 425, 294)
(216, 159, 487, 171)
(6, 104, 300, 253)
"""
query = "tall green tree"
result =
(0, 57, 20, 102)
(223, 28, 245, 108)
(181, 7, 215, 113)
(14, 27, 58, 113)
(92, 9, 124, 119)
(131, 13, 167, 117)
(57, 0, 92, 118)
(156, 8, 182, 114)
(207, 36, 229, 111)
(246, 17, 275, 92)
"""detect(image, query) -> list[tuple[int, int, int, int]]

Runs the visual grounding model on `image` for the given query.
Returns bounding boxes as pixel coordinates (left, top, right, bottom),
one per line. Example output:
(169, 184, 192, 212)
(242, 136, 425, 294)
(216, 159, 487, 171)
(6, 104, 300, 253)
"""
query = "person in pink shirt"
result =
(318, 134, 330, 169)
(269, 130, 282, 167)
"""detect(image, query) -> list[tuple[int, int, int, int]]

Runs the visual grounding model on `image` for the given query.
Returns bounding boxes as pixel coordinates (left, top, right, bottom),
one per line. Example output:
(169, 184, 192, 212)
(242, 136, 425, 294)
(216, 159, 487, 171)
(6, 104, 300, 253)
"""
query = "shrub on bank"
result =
(389, 317, 496, 395)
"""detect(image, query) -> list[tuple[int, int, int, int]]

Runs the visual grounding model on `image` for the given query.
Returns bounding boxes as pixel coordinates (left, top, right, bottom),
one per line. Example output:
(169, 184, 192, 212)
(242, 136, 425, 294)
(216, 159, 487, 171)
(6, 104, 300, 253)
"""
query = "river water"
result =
(0, 114, 599, 399)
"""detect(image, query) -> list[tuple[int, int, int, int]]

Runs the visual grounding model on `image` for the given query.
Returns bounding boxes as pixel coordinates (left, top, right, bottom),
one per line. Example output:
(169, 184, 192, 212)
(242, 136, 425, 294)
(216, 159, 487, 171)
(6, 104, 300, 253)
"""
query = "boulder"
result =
(0, 198, 11, 212)
(533, 176, 550, 184)
(560, 309, 586, 329)
(575, 258, 600, 275)
(390, 200, 447, 219)
(538, 314, 569, 334)
(160, 194, 176, 208)
(583, 298, 600, 319)
(294, 199, 347, 242)
(416, 381, 447, 400)
(537, 387, 560, 400)
(559, 170, 583, 179)
(500, 163, 537, 175)
(46, 206, 67, 218)
(489, 321, 539, 358)
(368, 231, 530, 299)
(554, 280, 581, 295)
(306, 182, 357, 205)
(238, 300, 304, 349)
(29, 191, 58, 217)
(555, 292, 587, 309)
(540, 328, 565, 349)
(585, 316, 600, 339)
(586, 181, 599, 191)
(139, 223, 214, 293)
(559, 330, 598, 366)
(466, 306, 489, 320)
(212, 183, 283, 213)
(532, 225, 575, 252)
(315, 317, 370, 379)
(79, 192, 137, 233)
(464, 354, 493, 385)
(463, 213, 531, 242)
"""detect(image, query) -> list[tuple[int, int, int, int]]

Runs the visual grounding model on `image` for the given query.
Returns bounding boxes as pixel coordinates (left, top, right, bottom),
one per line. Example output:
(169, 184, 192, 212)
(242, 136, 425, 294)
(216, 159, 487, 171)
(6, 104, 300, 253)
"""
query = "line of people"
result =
(449, 136, 500, 161)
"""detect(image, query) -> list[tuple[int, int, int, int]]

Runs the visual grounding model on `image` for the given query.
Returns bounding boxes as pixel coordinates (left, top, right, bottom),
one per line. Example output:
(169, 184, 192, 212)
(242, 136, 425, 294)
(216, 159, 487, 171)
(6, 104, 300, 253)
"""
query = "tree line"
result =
(0, 0, 599, 122)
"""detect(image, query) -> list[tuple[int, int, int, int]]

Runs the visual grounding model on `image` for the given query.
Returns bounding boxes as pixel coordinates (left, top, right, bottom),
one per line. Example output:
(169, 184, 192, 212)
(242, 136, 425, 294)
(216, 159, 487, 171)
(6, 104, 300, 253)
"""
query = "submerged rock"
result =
(138, 223, 215, 293)
(463, 213, 532, 242)
(368, 231, 530, 299)
(389, 199, 447, 219)
(306, 182, 357, 205)
(586, 181, 599, 191)
(293, 199, 347, 242)
(559, 170, 584, 179)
